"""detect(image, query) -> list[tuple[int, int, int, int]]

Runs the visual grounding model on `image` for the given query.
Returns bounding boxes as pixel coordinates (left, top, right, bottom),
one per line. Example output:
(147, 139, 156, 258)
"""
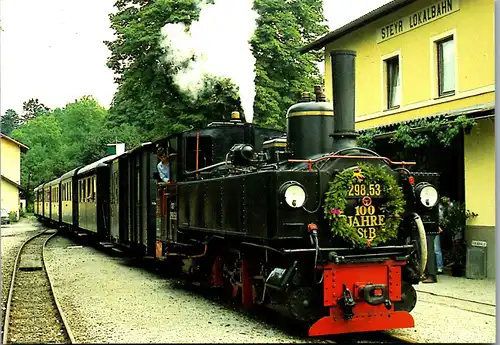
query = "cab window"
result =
(185, 135, 213, 172)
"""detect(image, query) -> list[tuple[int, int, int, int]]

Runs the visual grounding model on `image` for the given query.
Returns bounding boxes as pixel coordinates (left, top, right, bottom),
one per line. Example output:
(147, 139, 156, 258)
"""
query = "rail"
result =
(2, 229, 75, 344)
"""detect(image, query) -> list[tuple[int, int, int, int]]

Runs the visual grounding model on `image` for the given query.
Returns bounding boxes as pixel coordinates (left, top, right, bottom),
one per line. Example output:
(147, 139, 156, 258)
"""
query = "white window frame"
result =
(381, 50, 402, 110)
(430, 29, 458, 99)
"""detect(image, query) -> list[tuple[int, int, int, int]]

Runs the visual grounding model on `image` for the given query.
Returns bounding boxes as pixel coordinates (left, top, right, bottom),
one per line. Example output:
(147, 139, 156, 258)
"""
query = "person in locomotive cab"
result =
(156, 147, 171, 183)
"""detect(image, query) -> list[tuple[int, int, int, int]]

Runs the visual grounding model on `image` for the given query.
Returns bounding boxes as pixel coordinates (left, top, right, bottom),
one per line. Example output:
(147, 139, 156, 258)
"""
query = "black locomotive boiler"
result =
(34, 50, 440, 337)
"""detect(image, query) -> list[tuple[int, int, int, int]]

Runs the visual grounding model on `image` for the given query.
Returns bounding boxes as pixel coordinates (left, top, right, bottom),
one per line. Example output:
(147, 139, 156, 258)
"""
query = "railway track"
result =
(2, 229, 75, 344)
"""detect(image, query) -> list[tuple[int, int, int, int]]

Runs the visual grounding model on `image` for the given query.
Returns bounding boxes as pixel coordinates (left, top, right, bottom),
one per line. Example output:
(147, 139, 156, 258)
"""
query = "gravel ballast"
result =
(6, 233, 70, 344)
(1, 217, 44, 317)
(44, 235, 325, 344)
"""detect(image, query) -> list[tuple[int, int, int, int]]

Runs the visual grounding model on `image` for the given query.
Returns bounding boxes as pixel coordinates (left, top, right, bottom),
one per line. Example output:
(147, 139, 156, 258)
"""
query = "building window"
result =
(437, 36, 455, 97)
(385, 55, 401, 109)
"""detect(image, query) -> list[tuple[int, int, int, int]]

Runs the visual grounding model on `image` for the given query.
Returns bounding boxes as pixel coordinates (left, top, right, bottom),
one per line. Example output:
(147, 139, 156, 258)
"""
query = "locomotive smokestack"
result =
(329, 50, 358, 152)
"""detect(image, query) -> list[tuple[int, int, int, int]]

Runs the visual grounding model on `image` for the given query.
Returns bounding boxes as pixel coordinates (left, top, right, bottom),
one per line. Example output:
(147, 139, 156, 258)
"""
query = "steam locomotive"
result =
(34, 50, 440, 336)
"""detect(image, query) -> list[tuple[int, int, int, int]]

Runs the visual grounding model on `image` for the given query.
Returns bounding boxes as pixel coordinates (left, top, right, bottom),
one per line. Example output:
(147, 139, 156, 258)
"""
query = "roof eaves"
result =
(357, 102, 495, 134)
(0, 134, 29, 152)
(1, 174, 23, 190)
(299, 0, 416, 53)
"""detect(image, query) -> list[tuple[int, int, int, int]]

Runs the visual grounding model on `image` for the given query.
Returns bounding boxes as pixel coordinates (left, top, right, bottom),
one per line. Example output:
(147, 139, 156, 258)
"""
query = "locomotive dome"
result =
(286, 87, 334, 159)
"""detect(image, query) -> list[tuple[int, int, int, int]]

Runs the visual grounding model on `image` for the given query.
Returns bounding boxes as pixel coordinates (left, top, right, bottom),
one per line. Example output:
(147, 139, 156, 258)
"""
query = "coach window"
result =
(384, 55, 401, 109)
(437, 36, 455, 97)
(185, 135, 213, 172)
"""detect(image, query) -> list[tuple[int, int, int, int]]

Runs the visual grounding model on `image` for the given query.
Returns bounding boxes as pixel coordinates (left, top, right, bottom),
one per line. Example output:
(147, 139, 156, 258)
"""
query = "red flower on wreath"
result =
(366, 240, 372, 247)
(330, 208, 343, 215)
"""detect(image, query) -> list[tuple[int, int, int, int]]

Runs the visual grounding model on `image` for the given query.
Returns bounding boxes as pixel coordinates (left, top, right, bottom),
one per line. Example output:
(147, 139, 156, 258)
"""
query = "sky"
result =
(0, 0, 392, 117)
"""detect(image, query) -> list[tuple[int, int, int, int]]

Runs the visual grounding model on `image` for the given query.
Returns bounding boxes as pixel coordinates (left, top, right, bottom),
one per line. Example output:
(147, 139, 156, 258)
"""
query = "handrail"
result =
(288, 154, 416, 172)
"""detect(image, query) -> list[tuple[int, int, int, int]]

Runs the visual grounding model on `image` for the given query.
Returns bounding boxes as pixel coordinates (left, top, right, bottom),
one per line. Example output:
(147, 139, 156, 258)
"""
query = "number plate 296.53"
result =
(348, 183, 381, 197)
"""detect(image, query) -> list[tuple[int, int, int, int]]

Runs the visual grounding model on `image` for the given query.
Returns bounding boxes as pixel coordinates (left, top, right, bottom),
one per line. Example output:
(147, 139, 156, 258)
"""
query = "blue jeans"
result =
(434, 235, 444, 270)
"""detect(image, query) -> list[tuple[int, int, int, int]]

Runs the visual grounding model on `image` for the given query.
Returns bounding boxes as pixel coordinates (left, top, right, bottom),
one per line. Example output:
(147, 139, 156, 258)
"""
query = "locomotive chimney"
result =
(329, 50, 358, 152)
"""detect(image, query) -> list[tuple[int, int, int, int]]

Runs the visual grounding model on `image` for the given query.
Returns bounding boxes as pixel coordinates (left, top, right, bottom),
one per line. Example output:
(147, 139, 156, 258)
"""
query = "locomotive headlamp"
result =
(279, 181, 307, 208)
(414, 182, 439, 208)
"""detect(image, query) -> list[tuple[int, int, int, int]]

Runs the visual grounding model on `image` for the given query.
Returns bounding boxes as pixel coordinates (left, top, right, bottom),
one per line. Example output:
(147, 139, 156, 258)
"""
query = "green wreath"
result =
(323, 162, 406, 248)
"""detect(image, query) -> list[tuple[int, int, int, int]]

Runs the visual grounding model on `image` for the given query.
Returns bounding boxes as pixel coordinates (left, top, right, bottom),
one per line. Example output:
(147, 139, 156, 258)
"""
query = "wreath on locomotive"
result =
(324, 162, 406, 248)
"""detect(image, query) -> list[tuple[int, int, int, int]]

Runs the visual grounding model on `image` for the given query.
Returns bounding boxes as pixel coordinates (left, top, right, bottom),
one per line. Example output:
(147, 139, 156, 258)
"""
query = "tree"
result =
(10, 96, 143, 208)
(250, 0, 328, 130)
(104, 0, 242, 140)
(10, 114, 66, 206)
(1, 109, 21, 135)
(21, 98, 50, 124)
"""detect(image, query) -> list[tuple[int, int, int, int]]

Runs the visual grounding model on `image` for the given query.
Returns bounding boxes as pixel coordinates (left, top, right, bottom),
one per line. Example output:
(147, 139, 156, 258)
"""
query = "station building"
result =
(1, 134, 29, 220)
(301, 0, 495, 277)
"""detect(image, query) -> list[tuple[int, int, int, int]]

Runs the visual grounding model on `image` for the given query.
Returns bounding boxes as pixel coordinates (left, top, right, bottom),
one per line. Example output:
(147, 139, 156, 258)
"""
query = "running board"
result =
(99, 242, 115, 248)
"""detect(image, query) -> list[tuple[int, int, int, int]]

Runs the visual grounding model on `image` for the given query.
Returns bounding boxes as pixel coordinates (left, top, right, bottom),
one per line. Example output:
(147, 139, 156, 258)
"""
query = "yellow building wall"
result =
(1, 138, 21, 184)
(322, 0, 495, 129)
(1, 180, 19, 219)
(464, 119, 495, 226)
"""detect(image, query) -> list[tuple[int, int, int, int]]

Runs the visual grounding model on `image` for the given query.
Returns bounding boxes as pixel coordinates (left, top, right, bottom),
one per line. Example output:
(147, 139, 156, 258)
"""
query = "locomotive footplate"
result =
(309, 259, 415, 336)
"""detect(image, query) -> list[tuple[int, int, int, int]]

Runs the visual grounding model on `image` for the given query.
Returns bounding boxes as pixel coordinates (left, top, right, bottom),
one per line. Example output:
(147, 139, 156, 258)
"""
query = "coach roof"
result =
(77, 155, 118, 176)
(60, 167, 82, 180)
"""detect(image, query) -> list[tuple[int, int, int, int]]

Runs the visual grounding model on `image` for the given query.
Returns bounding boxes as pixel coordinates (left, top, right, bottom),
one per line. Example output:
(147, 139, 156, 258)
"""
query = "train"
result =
(34, 50, 440, 337)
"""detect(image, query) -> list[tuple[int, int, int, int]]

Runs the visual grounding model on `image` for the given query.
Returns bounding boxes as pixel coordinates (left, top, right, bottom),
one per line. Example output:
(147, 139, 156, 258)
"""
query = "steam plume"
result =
(160, 0, 258, 122)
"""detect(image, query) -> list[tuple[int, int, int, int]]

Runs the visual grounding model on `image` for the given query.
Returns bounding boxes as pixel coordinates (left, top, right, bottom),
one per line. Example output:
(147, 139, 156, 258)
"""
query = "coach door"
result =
(109, 165, 120, 243)
(133, 158, 141, 246)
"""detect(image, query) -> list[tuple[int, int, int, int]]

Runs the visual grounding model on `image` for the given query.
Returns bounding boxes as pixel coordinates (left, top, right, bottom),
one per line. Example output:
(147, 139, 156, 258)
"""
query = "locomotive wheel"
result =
(394, 283, 417, 312)
(287, 286, 323, 322)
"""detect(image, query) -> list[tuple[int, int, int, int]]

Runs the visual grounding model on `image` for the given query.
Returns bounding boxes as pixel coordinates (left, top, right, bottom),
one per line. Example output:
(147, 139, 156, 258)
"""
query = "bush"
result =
(440, 197, 478, 271)
(8, 211, 18, 223)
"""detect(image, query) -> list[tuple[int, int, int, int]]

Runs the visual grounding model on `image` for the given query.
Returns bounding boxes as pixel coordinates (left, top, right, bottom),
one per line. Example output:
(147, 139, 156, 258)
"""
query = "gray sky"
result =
(0, 0, 391, 116)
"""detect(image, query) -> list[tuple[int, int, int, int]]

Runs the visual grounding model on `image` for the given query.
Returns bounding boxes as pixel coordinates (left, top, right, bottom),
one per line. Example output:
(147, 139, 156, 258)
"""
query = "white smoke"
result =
(160, 0, 258, 122)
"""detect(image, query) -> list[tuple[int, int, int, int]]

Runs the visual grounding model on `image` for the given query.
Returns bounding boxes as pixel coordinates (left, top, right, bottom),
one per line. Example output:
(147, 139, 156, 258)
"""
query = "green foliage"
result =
(251, 0, 328, 131)
(357, 128, 383, 150)
(10, 96, 143, 208)
(439, 196, 478, 237)
(1, 109, 21, 135)
(8, 211, 18, 223)
(389, 115, 477, 148)
(21, 98, 50, 124)
(104, 0, 241, 140)
(324, 163, 406, 248)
